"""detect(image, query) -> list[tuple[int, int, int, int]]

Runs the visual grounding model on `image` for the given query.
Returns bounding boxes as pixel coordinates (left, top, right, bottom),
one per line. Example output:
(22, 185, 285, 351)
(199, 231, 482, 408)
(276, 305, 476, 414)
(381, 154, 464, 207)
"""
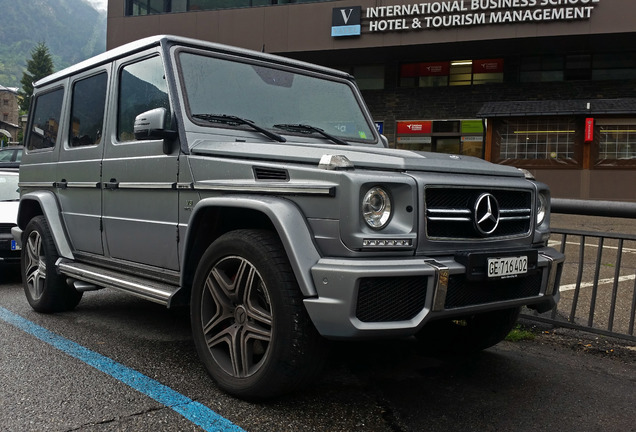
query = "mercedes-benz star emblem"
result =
(474, 193, 500, 236)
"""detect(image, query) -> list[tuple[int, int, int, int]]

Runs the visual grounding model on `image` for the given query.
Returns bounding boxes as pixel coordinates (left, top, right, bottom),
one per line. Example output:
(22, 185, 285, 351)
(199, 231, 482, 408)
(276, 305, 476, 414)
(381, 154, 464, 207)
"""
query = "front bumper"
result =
(304, 246, 564, 339)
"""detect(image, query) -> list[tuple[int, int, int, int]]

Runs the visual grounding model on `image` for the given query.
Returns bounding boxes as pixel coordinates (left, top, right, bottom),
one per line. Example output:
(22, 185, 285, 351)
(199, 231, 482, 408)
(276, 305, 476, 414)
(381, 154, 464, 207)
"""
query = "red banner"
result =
(585, 118, 594, 142)
(397, 121, 433, 135)
(473, 59, 504, 74)
(419, 62, 450, 76)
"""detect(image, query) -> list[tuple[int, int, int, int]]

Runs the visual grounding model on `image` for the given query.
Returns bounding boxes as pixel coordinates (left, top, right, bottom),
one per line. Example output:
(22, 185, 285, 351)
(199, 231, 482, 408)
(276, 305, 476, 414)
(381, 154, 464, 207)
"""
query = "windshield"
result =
(178, 51, 375, 143)
(0, 174, 19, 201)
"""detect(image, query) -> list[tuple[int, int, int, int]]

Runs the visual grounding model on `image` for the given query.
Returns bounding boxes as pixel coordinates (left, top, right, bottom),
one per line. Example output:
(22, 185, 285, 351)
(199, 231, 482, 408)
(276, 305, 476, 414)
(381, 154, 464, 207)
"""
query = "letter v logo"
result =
(340, 8, 354, 24)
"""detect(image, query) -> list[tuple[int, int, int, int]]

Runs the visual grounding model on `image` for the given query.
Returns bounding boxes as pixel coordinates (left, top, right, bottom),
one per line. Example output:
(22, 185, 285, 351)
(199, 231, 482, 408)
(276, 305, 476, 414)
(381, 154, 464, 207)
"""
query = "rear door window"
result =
(27, 88, 64, 150)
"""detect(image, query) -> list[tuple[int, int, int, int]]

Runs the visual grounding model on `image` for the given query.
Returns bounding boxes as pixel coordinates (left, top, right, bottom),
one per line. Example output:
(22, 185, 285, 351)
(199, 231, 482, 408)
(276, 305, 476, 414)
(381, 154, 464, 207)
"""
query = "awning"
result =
(477, 98, 636, 118)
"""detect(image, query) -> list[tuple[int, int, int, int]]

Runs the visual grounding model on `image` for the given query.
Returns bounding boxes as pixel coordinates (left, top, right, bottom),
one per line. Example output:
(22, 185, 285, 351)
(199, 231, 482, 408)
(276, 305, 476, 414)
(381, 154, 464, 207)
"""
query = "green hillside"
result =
(0, 0, 106, 88)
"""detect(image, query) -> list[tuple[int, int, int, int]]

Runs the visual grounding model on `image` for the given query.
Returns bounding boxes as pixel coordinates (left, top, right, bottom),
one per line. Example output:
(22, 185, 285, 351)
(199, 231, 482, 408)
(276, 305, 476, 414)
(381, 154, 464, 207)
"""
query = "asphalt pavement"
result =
(1, 262, 634, 432)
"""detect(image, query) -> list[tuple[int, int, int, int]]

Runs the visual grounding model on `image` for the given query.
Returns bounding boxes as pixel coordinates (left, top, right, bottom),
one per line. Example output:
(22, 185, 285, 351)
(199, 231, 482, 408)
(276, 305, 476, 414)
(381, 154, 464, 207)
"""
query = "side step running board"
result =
(57, 259, 180, 307)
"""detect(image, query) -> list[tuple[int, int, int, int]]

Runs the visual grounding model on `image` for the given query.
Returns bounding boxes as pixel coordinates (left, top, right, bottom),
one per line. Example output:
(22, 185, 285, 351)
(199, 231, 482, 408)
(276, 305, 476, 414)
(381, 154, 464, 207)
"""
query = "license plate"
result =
(487, 256, 527, 278)
(11, 240, 21, 251)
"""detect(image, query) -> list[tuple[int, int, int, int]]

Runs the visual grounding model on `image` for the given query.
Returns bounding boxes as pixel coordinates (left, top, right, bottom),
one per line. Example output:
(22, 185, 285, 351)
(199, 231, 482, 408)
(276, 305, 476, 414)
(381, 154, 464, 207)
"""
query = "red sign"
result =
(473, 59, 504, 74)
(400, 62, 450, 77)
(419, 62, 450, 76)
(397, 121, 433, 135)
(585, 118, 594, 142)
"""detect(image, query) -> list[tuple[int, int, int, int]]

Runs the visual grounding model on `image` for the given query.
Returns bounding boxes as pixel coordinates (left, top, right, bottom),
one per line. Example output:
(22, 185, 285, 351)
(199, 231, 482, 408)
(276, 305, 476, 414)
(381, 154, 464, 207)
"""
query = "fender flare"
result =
(184, 195, 321, 297)
(17, 191, 74, 260)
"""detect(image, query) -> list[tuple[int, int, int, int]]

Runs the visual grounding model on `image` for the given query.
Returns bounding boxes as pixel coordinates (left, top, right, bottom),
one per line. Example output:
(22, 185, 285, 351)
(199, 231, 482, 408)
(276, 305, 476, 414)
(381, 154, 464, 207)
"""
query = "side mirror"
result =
(134, 107, 178, 154)
(380, 134, 389, 148)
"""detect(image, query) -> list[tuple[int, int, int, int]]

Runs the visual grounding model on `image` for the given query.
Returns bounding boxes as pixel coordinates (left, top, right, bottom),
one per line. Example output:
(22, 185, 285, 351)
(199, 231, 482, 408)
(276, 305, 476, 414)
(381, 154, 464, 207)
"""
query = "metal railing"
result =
(521, 199, 636, 342)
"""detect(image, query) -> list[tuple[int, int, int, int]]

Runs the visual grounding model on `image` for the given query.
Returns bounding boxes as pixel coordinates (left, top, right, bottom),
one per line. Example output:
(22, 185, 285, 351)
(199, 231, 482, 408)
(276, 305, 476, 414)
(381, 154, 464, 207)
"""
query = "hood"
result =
(189, 140, 524, 178)
(0, 202, 19, 224)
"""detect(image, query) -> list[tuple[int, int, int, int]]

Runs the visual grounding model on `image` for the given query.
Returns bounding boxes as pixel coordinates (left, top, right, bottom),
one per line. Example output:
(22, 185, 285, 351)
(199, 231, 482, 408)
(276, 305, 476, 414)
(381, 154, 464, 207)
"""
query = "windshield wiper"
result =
(193, 114, 286, 143)
(274, 124, 348, 146)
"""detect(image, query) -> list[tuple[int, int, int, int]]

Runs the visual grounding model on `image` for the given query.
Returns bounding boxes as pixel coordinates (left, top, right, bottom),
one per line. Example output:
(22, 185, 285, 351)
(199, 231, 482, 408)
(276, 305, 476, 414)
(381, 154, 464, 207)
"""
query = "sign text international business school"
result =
(332, 0, 601, 36)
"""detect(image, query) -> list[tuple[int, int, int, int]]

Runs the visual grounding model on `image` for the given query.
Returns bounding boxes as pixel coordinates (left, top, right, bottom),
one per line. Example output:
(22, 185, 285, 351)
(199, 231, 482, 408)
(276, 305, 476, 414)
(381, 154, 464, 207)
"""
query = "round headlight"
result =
(362, 187, 392, 229)
(537, 193, 548, 226)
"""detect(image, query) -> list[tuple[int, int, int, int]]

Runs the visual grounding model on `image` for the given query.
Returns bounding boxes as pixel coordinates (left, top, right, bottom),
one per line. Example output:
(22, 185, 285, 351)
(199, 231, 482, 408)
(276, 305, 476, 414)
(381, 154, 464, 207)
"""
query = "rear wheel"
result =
(21, 216, 82, 312)
(416, 307, 521, 355)
(190, 229, 326, 399)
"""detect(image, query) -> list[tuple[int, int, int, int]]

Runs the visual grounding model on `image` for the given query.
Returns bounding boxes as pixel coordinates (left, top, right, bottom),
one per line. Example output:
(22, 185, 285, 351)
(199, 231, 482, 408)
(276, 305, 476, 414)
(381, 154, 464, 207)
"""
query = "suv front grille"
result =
(356, 276, 427, 322)
(425, 187, 532, 240)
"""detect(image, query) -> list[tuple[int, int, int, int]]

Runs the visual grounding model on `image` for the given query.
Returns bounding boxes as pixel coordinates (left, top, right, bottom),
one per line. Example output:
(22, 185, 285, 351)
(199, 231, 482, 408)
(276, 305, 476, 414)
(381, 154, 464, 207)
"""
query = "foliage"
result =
(19, 43, 54, 112)
(0, 0, 106, 90)
(505, 325, 536, 342)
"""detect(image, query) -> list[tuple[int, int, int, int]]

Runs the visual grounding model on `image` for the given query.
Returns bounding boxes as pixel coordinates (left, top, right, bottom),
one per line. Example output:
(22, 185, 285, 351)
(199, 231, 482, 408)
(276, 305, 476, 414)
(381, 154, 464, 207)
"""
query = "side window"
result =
(118, 56, 170, 141)
(27, 88, 64, 151)
(70, 73, 108, 147)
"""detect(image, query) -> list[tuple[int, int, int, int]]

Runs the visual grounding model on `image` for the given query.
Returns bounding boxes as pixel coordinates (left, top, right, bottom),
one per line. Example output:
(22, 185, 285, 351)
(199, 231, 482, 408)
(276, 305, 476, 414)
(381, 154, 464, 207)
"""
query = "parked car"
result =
(0, 170, 20, 264)
(13, 35, 564, 399)
(0, 145, 23, 169)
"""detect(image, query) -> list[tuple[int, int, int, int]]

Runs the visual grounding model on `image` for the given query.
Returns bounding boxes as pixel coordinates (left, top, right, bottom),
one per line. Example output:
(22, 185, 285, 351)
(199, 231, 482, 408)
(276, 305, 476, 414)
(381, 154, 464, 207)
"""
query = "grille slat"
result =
(425, 187, 532, 240)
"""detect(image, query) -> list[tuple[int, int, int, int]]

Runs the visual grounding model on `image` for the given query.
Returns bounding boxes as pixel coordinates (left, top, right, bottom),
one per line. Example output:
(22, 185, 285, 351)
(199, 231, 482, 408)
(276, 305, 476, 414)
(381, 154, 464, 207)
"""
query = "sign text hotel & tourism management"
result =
(332, 0, 601, 36)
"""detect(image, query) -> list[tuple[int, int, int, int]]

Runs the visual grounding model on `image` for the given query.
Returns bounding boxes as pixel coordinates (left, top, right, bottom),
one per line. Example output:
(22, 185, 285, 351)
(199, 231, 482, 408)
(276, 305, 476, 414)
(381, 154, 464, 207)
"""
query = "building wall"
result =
(106, 0, 636, 201)
(0, 88, 20, 143)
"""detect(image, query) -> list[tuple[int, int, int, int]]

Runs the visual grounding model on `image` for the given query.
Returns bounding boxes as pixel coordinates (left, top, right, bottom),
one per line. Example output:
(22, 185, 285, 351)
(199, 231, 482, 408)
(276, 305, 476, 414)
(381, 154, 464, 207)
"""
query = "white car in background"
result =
(0, 170, 20, 265)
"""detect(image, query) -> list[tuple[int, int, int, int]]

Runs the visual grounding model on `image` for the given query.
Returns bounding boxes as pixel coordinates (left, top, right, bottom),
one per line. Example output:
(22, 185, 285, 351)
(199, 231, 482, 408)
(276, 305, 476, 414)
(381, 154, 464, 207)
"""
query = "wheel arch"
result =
(180, 195, 321, 300)
(17, 191, 74, 260)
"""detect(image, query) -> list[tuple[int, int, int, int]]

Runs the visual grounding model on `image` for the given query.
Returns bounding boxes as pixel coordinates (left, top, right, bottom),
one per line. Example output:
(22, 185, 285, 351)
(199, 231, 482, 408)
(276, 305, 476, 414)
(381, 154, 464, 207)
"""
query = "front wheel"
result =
(21, 216, 82, 312)
(190, 229, 326, 399)
(416, 307, 521, 355)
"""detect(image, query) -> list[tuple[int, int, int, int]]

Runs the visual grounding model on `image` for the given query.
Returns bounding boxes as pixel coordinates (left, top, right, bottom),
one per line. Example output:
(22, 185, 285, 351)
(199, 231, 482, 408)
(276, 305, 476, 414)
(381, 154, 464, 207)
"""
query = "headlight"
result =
(537, 193, 548, 226)
(362, 187, 392, 229)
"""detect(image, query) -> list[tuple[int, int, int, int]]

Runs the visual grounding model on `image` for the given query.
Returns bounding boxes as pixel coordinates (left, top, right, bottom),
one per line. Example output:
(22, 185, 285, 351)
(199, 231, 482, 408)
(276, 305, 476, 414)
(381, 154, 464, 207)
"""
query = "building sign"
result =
(332, 7, 362, 37)
(473, 59, 503, 74)
(333, 0, 601, 36)
(585, 117, 594, 142)
(397, 120, 433, 134)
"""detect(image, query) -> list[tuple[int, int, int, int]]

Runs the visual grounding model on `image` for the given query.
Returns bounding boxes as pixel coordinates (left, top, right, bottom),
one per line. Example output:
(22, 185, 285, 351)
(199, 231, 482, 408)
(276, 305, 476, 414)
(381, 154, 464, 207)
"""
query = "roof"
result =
(477, 98, 636, 118)
(34, 35, 352, 88)
(0, 85, 18, 94)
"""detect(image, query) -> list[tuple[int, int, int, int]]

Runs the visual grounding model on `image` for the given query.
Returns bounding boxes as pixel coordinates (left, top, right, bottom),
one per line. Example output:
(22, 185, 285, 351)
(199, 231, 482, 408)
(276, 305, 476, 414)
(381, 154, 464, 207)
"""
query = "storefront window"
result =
(596, 119, 636, 166)
(494, 117, 579, 166)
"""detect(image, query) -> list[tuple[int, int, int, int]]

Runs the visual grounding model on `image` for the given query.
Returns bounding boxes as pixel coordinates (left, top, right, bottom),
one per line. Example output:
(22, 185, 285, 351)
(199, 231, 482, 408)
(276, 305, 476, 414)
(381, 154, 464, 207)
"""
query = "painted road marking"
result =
(559, 274, 636, 292)
(0, 307, 245, 432)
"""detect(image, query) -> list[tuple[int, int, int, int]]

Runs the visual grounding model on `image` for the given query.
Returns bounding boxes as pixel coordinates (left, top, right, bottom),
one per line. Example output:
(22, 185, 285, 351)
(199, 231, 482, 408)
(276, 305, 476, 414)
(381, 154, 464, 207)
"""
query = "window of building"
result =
(593, 53, 636, 80)
(70, 73, 108, 147)
(352, 65, 385, 90)
(125, 0, 293, 14)
(399, 59, 503, 88)
(520, 55, 564, 82)
(2, 114, 7, 121)
(494, 117, 579, 166)
(27, 88, 64, 150)
(596, 119, 636, 165)
(118, 56, 171, 141)
(2, 99, 8, 106)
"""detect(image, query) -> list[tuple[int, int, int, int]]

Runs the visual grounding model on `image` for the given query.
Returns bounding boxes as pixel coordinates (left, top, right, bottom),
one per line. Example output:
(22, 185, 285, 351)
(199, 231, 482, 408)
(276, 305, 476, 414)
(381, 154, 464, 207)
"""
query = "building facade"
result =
(106, 0, 636, 201)
(0, 85, 20, 146)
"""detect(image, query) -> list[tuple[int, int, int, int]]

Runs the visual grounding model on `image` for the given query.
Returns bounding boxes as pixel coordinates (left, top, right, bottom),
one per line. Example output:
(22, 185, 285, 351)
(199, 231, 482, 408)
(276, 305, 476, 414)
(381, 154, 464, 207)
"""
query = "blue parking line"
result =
(0, 306, 245, 432)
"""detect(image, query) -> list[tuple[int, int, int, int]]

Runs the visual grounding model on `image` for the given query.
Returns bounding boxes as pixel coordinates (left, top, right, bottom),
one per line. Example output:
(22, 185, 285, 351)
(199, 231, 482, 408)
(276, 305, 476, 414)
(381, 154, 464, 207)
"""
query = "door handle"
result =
(104, 179, 119, 190)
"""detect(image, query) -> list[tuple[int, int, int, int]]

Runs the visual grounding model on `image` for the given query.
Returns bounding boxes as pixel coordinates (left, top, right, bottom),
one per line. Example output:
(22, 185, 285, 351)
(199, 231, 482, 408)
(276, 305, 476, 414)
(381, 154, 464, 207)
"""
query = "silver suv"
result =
(14, 35, 563, 399)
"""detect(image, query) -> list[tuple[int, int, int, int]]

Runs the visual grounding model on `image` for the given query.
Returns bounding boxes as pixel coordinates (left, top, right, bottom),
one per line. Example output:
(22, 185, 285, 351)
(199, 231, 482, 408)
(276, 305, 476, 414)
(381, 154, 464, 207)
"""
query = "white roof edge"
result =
(35, 35, 352, 88)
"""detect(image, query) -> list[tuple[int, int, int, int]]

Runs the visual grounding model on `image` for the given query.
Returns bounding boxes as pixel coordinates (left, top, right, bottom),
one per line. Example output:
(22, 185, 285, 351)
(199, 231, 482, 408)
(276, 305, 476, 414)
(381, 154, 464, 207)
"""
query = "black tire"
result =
(415, 307, 521, 355)
(21, 216, 82, 312)
(190, 229, 326, 399)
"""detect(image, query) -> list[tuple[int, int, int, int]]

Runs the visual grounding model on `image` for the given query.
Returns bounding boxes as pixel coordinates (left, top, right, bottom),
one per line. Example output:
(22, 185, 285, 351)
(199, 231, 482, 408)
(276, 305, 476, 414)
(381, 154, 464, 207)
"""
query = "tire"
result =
(190, 229, 326, 399)
(415, 307, 521, 355)
(21, 216, 83, 312)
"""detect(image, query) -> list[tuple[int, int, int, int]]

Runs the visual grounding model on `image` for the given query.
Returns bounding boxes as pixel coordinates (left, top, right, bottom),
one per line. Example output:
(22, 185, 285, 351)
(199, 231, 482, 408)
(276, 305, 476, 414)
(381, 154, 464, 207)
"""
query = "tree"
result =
(19, 42, 54, 112)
